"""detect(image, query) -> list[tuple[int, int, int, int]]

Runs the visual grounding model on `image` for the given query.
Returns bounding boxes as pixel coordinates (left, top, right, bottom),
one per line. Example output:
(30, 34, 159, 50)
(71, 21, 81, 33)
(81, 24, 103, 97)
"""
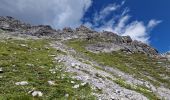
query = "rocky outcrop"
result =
(0, 16, 31, 31)
(26, 25, 56, 36)
(160, 52, 170, 61)
(0, 16, 56, 36)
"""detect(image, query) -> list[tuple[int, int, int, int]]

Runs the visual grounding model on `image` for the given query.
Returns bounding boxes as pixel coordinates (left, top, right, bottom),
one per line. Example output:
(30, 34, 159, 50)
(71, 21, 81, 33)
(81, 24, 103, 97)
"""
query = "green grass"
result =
(65, 39, 170, 99)
(0, 39, 95, 100)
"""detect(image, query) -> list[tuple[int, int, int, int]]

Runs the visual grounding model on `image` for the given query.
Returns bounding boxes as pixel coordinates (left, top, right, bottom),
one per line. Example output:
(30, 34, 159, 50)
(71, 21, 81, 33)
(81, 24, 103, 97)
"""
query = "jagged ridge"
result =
(0, 16, 158, 56)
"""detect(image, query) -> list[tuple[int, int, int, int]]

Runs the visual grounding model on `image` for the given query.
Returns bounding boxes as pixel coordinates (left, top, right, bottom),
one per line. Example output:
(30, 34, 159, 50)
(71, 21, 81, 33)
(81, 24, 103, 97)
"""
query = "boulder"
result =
(122, 36, 132, 43)
(31, 91, 43, 97)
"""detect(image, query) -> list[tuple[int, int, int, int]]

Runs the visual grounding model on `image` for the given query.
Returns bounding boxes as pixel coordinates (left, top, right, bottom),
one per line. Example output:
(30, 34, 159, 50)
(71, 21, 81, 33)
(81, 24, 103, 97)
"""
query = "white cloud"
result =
(113, 15, 130, 34)
(87, 2, 161, 44)
(147, 19, 162, 29)
(92, 3, 121, 26)
(0, 0, 92, 29)
(123, 21, 149, 43)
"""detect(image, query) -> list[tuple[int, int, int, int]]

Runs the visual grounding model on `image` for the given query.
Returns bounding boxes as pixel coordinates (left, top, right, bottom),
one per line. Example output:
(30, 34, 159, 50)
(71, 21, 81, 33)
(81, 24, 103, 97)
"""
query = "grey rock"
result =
(0, 68, 3, 73)
(166, 52, 170, 61)
(15, 81, 29, 86)
(86, 42, 125, 53)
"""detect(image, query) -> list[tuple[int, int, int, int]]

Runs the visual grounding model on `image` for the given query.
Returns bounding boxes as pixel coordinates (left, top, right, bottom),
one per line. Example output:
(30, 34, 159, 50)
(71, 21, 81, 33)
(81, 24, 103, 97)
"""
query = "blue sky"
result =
(0, 0, 169, 52)
(124, 0, 170, 53)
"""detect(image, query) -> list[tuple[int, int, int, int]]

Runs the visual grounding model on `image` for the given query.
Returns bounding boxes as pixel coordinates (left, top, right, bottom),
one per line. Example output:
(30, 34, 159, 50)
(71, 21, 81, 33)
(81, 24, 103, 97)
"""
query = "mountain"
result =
(0, 16, 170, 100)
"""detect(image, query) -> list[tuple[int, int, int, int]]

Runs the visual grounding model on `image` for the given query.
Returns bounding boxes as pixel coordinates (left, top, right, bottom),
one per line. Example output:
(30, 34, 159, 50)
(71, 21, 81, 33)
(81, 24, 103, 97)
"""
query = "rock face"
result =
(166, 52, 170, 61)
(0, 16, 56, 36)
(0, 16, 158, 56)
(0, 16, 31, 31)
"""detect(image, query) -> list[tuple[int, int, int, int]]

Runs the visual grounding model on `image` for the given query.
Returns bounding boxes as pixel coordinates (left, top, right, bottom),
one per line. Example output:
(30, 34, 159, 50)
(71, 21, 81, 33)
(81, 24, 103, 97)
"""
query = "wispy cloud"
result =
(86, 1, 161, 44)
(147, 19, 162, 29)
(113, 15, 130, 34)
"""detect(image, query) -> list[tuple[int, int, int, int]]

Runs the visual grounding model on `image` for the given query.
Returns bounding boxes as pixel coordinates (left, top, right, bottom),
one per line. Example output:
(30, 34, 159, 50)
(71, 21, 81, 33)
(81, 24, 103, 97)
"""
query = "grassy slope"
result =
(65, 39, 170, 100)
(0, 38, 95, 100)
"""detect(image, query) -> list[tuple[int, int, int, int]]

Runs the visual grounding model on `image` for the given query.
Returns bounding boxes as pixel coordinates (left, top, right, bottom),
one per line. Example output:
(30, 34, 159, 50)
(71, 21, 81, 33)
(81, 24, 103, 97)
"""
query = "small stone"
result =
(49, 55, 56, 57)
(26, 63, 34, 67)
(65, 94, 69, 97)
(58, 59, 62, 63)
(73, 84, 80, 89)
(71, 63, 76, 67)
(75, 66, 79, 69)
(15, 81, 28, 86)
(31, 91, 43, 97)
(20, 44, 27, 47)
(81, 82, 86, 86)
(115, 90, 121, 94)
(76, 63, 81, 66)
(71, 81, 75, 84)
(0, 68, 3, 73)
(48, 81, 55, 85)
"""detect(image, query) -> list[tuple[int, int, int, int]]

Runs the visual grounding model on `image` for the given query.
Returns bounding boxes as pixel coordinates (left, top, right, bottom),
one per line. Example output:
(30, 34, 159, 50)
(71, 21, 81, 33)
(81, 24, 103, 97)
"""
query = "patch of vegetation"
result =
(0, 39, 95, 100)
(114, 78, 159, 100)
